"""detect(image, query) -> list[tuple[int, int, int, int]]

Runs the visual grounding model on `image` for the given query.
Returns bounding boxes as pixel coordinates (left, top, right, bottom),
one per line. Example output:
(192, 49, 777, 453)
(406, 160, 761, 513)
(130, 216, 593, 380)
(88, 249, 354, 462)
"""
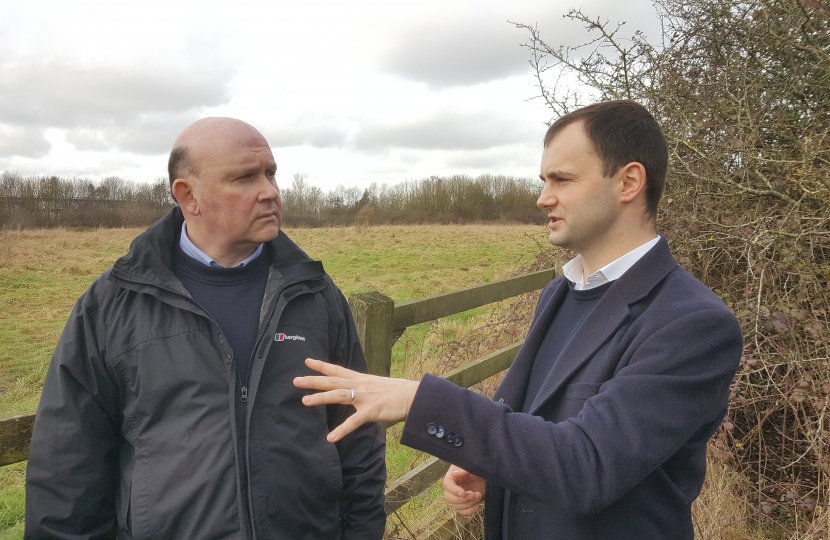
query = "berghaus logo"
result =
(274, 333, 306, 342)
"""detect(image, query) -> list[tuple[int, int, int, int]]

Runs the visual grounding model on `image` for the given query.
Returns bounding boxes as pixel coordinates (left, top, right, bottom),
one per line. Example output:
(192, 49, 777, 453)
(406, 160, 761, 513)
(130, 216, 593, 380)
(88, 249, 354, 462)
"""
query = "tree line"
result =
(281, 173, 541, 227)
(0, 171, 542, 229)
(0, 172, 173, 229)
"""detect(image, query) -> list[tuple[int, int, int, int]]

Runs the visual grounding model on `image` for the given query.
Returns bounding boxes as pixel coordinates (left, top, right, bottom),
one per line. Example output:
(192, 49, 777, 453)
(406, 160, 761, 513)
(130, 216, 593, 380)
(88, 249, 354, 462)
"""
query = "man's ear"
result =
(172, 178, 201, 217)
(617, 162, 647, 204)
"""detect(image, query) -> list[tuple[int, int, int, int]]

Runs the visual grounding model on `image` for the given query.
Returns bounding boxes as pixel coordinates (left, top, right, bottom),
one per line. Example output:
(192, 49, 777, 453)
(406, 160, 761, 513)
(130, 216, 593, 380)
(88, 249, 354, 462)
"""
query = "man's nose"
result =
(258, 176, 280, 200)
(537, 186, 557, 210)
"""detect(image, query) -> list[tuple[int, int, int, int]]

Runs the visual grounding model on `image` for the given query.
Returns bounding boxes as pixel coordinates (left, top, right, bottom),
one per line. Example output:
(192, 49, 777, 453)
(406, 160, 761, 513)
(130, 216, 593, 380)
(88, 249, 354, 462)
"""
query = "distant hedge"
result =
(0, 171, 543, 230)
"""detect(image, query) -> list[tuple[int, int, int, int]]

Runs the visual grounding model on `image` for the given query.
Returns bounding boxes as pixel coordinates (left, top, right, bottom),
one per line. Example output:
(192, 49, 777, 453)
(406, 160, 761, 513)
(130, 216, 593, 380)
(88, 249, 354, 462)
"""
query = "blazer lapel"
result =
(527, 286, 630, 414)
(526, 237, 680, 414)
(496, 278, 570, 410)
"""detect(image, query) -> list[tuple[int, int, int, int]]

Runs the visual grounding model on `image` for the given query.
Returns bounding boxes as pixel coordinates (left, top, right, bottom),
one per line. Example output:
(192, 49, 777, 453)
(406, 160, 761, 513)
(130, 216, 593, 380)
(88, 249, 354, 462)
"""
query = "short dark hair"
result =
(543, 100, 668, 219)
(167, 146, 194, 203)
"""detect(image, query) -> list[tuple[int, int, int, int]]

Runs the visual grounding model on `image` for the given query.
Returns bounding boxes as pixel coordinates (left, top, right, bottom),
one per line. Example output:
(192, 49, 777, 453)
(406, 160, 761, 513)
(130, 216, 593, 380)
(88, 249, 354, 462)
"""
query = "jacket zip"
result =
(239, 279, 327, 540)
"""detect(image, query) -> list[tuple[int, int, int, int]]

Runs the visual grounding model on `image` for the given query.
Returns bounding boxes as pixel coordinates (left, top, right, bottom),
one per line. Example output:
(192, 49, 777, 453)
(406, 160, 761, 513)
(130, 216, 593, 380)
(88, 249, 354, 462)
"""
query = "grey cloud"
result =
(112, 111, 202, 154)
(263, 116, 349, 149)
(0, 124, 51, 158)
(378, 1, 663, 90)
(380, 20, 529, 88)
(355, 112, 530, 151)
(444, 146, 539, 171)
(0, 53, 234, 156)
(0, 59, 232, 126)
(66, 111, 201, 155)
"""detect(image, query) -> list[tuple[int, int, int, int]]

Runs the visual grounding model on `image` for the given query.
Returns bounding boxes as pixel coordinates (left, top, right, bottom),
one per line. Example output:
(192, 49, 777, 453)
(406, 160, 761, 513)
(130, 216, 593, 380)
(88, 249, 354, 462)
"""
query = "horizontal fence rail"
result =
(384, 340, 525, 521)
(393, 269, 554, 331)
(0, 413, 36, 467)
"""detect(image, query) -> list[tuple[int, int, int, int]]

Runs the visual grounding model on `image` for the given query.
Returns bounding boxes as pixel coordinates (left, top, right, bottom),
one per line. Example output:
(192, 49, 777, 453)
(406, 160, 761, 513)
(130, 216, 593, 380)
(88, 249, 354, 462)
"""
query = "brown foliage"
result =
(516, 0, 830, 534)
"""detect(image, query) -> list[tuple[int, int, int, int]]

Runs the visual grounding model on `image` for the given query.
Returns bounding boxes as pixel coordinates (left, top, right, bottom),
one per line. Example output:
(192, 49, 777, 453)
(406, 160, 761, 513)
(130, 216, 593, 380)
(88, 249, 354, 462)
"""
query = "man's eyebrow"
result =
(542, 169, 577, 179)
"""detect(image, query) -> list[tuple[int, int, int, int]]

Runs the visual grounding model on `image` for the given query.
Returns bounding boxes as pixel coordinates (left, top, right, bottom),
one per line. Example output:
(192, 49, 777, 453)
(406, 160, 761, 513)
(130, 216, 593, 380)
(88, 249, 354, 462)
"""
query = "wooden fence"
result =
(0, 268, 555, 539)
(347, 268, 554, 539)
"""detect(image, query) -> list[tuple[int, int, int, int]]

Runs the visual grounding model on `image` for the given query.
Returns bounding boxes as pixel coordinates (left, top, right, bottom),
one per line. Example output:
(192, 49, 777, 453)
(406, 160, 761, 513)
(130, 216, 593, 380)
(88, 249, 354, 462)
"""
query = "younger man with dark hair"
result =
(296, 100, 742, 539)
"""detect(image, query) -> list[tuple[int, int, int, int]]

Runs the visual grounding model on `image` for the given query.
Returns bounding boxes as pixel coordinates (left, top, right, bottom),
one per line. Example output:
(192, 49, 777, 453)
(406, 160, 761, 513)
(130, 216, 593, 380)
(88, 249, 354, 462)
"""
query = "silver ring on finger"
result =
(350, 388, 356, 405)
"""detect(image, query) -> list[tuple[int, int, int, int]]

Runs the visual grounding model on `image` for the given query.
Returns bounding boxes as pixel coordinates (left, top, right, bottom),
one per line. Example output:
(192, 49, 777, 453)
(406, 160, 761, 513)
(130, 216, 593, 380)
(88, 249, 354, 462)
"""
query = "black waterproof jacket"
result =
(25, 208, 386, 540)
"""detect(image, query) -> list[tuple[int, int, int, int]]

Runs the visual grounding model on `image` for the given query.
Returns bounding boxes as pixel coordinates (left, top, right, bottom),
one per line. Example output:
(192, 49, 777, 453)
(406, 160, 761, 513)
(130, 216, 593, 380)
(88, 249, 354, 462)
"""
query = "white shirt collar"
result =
(562, 235, 661, 291)
(179, 222, 263, 268)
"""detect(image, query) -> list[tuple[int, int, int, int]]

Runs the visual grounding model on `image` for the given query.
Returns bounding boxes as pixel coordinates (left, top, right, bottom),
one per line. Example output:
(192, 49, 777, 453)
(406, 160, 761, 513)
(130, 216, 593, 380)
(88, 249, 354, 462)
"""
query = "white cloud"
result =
(0, 124, 51, 158)
(355, 111, 529, 151)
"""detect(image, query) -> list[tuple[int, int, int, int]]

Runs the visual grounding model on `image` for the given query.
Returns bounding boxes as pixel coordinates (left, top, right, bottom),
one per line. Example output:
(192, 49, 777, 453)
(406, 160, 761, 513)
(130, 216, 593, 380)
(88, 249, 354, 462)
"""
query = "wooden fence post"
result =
(348, 291, 395, 379)
(348, 291, 395, 436)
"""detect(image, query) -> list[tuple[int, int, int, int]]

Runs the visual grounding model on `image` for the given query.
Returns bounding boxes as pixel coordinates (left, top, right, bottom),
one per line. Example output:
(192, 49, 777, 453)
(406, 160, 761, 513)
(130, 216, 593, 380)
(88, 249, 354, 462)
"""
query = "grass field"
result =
(0, 223, 781, 540)
(0, 223, 549, 538)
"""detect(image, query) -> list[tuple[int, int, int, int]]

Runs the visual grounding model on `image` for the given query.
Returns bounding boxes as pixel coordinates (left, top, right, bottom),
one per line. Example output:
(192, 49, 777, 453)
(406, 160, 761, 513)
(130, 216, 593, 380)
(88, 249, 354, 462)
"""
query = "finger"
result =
(447, 493, 482, 514)
(444, 492, 471, 505)
(327, 411, 369, 442)
(443, 481, 465, 501)
(443, 467, 466, 497)
(451, 468, 471, 480)
(300, 388, 354, 406)
(453, 501, 482, 516)
(294, 375, 348, 392)
(304, 358, 360, 379)
(445, 490, 478, 503)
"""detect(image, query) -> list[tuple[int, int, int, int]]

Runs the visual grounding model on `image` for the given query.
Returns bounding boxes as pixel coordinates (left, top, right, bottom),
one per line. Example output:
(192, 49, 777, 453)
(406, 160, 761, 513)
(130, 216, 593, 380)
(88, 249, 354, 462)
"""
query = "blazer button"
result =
(452, 435, 463, 447)
(445, 431, 455, 443)
(427, 423, 437, 435)
(435, 426, 446, 439)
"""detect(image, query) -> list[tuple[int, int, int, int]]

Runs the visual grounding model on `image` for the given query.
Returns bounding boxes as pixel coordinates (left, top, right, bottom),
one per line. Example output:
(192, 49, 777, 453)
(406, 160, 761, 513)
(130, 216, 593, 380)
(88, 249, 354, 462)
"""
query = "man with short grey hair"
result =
(26, 118, 386, 540)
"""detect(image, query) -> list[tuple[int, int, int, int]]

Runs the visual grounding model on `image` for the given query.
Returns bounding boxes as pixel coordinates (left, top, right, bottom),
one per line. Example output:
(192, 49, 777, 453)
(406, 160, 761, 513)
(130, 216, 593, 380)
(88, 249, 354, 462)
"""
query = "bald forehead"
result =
(171, 117, 275, 181)
(174, 117, 268, 151)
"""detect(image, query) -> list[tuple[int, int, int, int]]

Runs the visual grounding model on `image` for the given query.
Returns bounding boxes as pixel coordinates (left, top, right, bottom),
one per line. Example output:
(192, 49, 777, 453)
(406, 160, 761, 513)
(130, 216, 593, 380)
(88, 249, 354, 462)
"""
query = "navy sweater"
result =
(173, 247, 269, 385)
(522, 280, 613, 412)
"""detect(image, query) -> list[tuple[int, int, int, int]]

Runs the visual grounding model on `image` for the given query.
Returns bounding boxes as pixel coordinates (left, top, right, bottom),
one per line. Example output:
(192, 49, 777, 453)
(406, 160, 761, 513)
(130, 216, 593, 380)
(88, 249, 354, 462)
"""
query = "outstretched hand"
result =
(443, 466, 485, 516)
(293, 358, 420, 442)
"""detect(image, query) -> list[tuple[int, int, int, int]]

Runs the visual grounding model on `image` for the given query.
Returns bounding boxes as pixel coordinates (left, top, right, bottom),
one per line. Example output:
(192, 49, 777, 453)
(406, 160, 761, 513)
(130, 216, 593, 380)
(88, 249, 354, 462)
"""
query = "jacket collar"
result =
(111, 207, 323, 289)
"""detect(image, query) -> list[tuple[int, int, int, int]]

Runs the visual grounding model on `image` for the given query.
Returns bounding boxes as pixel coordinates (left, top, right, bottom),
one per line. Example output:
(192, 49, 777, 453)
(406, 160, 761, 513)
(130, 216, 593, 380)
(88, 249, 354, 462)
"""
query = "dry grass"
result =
(693, 458, 760, 540)
(1, 223, 814, 539)
(0, 223, 547, 539)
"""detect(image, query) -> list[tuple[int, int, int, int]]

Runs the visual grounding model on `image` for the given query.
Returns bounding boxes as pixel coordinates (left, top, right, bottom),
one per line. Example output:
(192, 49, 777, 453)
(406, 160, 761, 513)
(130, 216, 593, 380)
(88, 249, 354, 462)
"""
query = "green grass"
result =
(0, 223, 547, 538)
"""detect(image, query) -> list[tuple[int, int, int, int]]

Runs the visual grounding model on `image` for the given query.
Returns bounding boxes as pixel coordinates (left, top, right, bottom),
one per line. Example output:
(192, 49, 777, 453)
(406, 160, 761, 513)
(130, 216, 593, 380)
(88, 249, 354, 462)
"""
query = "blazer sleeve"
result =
(400, 306, 742, 515)
(25, 292, 121, 540)
(326, 287, 386, 540)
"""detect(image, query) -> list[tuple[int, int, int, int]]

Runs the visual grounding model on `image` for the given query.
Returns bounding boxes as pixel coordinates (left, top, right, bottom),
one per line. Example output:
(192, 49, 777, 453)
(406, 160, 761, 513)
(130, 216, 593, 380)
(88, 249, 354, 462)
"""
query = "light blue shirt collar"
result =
(562, 235, 660, 291)
(179, 222, 263, 268)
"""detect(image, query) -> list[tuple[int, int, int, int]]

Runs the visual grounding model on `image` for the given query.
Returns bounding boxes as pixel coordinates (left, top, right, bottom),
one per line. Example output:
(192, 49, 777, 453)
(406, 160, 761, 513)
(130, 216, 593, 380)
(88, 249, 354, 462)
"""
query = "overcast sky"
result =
(0, 0, 661, 191)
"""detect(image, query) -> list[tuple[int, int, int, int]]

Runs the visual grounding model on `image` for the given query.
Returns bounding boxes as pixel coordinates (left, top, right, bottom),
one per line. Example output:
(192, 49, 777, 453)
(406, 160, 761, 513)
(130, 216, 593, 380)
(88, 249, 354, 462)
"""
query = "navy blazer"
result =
(401, 238, 742, 539)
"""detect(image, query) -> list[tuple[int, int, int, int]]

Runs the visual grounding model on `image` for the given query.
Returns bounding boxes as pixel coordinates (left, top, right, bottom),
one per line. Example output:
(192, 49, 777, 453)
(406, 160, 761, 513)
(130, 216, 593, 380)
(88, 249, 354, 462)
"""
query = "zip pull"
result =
(240, 386, 248, 403)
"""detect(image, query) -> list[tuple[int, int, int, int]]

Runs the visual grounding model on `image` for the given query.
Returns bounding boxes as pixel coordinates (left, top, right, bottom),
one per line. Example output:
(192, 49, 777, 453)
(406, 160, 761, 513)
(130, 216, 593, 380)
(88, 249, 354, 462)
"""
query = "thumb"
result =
(451, 467, 470, 479)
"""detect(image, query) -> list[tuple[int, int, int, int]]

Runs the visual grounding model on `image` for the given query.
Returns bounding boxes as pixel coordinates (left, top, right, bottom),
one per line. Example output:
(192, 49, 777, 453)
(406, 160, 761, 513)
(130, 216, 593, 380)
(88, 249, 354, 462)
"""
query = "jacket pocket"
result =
(554, 382, 603, 421)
